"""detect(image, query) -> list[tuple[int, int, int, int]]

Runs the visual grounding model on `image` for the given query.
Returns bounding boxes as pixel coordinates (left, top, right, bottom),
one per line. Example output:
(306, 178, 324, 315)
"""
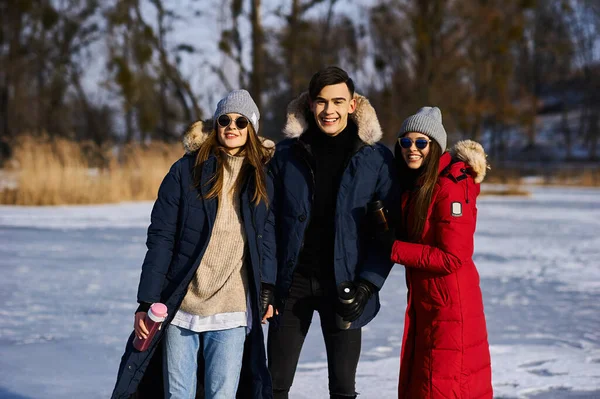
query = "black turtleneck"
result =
(297, 120, 360, 279)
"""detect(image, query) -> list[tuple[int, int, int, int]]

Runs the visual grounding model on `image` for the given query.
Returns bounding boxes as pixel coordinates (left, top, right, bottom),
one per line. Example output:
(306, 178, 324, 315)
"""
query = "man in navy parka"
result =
(265, 66, 397, 398)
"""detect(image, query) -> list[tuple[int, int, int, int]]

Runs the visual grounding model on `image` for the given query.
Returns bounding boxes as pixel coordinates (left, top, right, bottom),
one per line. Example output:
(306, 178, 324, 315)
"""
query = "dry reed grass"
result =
(480, 185, 531, 197)
(1, 137, 597, 205)
(479, 168, 531, 196)
(546, 168, 600, 187)
(0, 136, 183, 205)
(479, 165, 600, 196)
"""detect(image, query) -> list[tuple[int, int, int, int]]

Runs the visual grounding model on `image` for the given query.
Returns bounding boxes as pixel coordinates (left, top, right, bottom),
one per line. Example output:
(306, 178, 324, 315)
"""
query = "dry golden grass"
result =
(484, 166, 600, 193)
(484, 170, 522, 185)
(479, 169, 531, 196)
(480, 185, 531, 197)
(0, 136, 183, 205)
(1, 137, 598, 205)
(548, 168, 600, 187)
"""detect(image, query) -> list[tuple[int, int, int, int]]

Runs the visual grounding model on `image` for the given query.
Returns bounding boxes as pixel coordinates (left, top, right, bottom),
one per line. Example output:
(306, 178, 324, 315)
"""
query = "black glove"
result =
(338, 279, 378, 322)
(373, 227, 397, 259)
(259, 283, 275, 319)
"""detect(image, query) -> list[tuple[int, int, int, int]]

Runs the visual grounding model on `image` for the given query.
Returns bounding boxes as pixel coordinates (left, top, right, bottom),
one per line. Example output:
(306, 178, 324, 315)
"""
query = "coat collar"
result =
(282, 91, 383, 145)
(438, 152, 453, 175)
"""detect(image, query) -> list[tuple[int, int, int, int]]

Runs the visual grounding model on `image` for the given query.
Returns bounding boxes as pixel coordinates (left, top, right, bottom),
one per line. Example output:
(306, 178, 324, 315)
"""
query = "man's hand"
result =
(337, 279, 378, 322)
(260, 283, 276, 324)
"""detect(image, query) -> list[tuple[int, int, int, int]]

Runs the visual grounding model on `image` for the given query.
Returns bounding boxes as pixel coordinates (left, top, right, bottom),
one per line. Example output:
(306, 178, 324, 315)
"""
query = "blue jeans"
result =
(163, 324, 246, 399)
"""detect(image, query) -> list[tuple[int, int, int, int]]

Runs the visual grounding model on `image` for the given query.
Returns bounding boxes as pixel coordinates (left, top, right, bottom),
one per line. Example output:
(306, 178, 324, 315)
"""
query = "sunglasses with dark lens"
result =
(399, 137, 431, 150)
(217, 114, 249, 129)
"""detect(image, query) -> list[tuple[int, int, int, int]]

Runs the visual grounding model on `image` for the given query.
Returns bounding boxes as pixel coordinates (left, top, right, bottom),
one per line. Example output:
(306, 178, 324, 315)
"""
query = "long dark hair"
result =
(396, 139, 443, 241)
(193, 124, 271, 206)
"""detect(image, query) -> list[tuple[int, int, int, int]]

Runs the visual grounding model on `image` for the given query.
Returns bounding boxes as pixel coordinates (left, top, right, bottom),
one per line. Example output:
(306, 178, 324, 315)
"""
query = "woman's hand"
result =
(262, 304, 276, 324)
(260, 284, 277, 323)
(134, 312, 149, 340)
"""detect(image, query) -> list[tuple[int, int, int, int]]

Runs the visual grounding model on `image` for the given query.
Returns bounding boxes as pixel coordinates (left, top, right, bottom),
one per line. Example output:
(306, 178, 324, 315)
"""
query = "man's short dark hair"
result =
(308, 66, 355, 101)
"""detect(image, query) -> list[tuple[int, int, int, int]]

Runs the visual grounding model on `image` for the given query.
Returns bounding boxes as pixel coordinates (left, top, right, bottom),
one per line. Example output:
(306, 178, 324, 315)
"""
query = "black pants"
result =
(267, 272, 361, 399)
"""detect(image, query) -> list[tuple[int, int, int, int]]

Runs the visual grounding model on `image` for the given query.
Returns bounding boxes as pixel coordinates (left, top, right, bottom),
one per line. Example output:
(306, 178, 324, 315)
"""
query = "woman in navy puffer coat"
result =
(111, 90, 276, 399)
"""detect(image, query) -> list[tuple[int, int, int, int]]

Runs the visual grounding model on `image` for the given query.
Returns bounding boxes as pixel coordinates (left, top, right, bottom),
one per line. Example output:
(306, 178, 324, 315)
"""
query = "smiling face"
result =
(216, 113, 249, 155)
(400, 132, 431, 169)
(310, 83, 357, 137)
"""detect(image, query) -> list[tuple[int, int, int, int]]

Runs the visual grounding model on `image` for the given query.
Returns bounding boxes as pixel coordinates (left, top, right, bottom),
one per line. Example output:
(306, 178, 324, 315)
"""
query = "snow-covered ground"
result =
(0, 186, 599, 398)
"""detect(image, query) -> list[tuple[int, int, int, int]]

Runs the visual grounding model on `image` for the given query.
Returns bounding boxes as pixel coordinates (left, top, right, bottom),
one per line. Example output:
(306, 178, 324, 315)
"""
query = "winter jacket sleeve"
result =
(358, 144, 398, 289)
(261, 167, 277, 285)
(137, 160, 182, 304)
(390, 179, 476, 275)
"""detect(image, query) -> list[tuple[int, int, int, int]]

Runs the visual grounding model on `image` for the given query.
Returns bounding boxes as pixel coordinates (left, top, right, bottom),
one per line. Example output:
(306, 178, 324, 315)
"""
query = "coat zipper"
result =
(333, 141, 367, 281)
(295, 139, 316, 257)
(243, 173, 263, 284)
(289, 138, 367, 291)
(252, 197, 263, 283)
(283, 140, 316, 300)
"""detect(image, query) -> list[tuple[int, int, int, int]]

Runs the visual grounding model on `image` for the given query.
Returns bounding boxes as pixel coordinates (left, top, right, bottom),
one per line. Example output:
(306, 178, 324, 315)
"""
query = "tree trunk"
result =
(320, 0, 338, 63)
(526, 94, 537, 148)
(561, 105, 572, 160)
(250, 0, 264, 118)
(156, 1, 170, 141)
(412, 0, 442, 105)
(288, 0, 301, 97)
(122, 30, 136, 144)
(470, 113, 482, 142)
(2, 1, 25, 154)
(588, 110, 599, 161)
(71, 69, 102, 145)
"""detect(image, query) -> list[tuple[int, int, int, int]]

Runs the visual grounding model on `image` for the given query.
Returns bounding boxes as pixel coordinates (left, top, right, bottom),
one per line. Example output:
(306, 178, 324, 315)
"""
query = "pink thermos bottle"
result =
(133, 303, 168, 352)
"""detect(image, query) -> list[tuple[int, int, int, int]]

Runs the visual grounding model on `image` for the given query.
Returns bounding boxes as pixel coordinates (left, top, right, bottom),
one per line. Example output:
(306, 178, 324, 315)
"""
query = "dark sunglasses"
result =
(217, 114, 249, 129)
(399, 137, 431, 150)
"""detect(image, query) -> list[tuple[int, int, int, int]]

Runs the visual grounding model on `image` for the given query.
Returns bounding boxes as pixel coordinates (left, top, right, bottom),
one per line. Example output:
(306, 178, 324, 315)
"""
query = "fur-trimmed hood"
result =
(450, 140, 489, 184)
(282, 92, 383, 145)
(182, 120, 275, 155)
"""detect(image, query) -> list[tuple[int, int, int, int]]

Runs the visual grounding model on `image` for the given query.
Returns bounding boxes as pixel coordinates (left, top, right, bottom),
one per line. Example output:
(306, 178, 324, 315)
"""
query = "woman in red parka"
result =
(375, 106, 493, 398)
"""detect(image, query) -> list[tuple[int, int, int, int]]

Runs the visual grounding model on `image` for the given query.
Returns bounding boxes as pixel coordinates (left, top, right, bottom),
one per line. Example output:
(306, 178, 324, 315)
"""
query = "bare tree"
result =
(105, 0, 203, 143)
(571, 0, 600, 160)
(0, 0, 103, 157)
(250, 0, 265, 114)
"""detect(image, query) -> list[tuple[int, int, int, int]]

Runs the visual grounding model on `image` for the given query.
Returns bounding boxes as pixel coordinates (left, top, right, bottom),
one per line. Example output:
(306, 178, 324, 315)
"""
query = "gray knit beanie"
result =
(213, 89, 260, 133)
(399, 106, 447, 151)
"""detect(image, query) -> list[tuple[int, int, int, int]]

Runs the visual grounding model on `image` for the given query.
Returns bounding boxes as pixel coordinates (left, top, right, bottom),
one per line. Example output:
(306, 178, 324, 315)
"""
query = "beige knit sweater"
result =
(179, 153, 249, 316)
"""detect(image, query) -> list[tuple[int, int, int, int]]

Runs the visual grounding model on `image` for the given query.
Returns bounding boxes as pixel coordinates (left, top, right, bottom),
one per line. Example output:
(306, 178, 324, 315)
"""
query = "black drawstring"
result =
(461, 168, 470, 204)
